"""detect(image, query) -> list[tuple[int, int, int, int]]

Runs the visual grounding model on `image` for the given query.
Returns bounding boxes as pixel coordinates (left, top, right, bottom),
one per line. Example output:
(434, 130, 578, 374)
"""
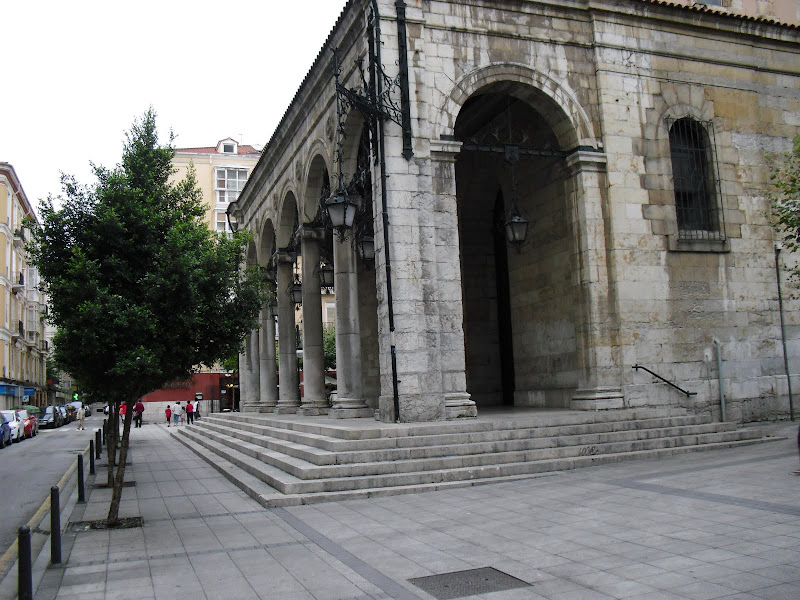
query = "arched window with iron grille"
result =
(669, 118, 725, 241)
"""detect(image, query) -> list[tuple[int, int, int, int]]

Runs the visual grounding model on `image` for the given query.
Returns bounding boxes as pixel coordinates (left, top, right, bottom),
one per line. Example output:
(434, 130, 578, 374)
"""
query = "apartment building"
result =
(0, 163, 47, 409)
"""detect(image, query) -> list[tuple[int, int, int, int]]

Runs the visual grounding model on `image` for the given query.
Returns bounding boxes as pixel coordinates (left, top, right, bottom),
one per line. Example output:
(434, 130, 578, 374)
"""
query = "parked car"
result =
(39, 406, 62, 429)
(15, 409, 38, 438)
(56, 405, 69, 425)
(0, 412, 12, 448)
(0, 410, 24, 443)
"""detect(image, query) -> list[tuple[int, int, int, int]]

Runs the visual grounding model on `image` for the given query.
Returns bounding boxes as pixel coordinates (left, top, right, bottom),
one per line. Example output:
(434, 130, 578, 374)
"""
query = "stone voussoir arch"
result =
(436, 62, 600, 150)
(301, 141, 334, 222)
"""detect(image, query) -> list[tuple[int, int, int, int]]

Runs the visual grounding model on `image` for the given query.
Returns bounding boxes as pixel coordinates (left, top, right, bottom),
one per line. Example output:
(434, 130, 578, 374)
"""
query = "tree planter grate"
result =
(409, 567, 530, 599)
(91, 481, 136, 489)
(69, 517, 143, 532)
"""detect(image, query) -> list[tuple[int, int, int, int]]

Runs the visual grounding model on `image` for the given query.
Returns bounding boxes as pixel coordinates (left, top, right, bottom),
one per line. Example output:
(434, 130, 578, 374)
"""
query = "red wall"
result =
(141, 373, 223, 404)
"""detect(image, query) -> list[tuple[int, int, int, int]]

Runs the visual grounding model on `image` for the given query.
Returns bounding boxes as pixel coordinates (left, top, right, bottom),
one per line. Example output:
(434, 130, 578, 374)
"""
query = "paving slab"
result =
(20, 420, 800, 600)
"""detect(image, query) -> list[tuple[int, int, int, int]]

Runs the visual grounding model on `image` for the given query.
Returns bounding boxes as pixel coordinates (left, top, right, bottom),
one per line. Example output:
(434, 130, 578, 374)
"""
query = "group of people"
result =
(164, 401, 197, 427)
(103, 400, 200, 428)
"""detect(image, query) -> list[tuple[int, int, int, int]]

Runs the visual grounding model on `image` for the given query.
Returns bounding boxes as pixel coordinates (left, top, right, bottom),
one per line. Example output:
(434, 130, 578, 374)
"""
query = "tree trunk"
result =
(106, 397, 135, 526)
(106, 402, 118, 488)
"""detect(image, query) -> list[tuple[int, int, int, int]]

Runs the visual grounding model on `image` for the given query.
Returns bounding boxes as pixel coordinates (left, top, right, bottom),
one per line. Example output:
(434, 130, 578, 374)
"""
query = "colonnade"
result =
(239, 227, 374, 418)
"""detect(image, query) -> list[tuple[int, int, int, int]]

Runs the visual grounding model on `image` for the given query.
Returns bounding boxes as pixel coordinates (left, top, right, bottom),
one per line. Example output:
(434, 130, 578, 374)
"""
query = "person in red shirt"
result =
(134, 400, 145, 428)
(165, 405, 172, 427)
(185, 400, 194, 425)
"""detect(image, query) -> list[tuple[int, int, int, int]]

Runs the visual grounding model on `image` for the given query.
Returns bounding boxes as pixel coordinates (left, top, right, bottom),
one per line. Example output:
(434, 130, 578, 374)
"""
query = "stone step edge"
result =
(190, 422, 767, 479)
(217, 407, 694, 439)
(172, 428, 291, 504)
(196, 414, 715, 452)
(177, 426, 783, 494)
(195, 420, 745, 464)
(174, 429, 785, 506)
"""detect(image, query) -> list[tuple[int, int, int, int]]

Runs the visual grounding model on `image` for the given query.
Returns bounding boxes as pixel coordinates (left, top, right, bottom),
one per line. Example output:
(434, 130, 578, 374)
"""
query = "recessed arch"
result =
(437, 62, 597, 150)
(257, 218, 276, 265)
(277, 192, 300, 249)
(304, 153, 333, 225)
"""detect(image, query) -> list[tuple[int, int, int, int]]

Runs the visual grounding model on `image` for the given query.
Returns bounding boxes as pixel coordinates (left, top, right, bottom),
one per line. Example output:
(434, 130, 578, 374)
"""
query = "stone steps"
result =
(194, 417, 744, 466)
(173, 410, 780, 505)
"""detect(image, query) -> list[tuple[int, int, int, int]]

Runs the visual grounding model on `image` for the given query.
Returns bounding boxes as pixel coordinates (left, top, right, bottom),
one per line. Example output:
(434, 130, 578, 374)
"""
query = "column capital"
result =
(299, 226, 326, 242)
(430, 139, 462, 163)
(275, 249, 296, 264)
(566, 150, 607, 174)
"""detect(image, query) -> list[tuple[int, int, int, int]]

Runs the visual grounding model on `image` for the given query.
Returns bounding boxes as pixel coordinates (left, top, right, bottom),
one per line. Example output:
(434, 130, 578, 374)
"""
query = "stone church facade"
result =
(231, 0, 800, 423)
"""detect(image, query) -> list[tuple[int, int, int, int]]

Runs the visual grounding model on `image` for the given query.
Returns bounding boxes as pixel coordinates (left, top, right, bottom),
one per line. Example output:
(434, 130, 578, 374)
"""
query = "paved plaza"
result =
(33, 420, 800, 600)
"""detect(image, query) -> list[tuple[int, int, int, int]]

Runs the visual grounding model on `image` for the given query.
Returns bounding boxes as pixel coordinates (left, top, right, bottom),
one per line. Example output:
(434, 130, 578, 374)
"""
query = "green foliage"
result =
(771, 136, 800, 271)
(323, 323, 336, 370)
(27, 108, 269, 404)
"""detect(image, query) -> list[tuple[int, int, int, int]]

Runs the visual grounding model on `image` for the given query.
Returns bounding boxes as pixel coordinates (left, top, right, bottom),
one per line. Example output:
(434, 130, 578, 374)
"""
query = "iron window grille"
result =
(668, 118, 725, 241)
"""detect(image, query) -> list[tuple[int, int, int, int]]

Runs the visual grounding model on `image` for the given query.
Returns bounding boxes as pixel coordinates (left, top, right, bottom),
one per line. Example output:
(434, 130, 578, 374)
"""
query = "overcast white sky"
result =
(1, 0, 349, 214)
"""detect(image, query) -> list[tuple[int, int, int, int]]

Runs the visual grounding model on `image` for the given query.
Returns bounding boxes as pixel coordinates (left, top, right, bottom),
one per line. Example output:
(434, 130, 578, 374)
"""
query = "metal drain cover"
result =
(409, 567, 530, 600)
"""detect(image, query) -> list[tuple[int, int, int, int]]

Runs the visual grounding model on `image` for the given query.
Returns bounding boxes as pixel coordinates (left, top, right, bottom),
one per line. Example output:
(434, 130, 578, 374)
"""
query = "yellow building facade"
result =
(171, 138, 262, 235)
(0, 163, 47, 409)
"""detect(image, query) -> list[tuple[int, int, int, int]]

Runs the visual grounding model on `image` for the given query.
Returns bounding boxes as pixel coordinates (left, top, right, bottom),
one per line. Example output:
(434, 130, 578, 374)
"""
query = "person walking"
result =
(173, 402, 181, 427)
(165, 405, 172, 427)
(179, 403, 186, 425)
(186, 399, 194, 425)
(134, 400, 145, 428)
(76, 404, 86, 430)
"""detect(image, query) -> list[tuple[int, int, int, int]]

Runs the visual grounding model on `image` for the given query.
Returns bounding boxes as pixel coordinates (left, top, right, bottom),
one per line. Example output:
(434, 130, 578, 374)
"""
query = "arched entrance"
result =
(455, 83, 580, 409)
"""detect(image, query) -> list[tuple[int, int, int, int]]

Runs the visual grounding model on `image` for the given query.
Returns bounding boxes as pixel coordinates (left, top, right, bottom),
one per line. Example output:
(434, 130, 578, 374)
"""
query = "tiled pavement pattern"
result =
(36, 420, 800, 600)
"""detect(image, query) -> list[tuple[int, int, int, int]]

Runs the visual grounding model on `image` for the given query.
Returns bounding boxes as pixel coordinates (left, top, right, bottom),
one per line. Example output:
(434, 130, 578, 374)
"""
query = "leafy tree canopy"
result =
(771, 135, 800, 278)
(28, 108, 269, 404)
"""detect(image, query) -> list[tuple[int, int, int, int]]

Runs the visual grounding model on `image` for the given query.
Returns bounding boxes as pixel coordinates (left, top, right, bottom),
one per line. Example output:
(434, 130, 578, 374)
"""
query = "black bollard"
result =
(78, 455, 85, 503)
(50, 486, 61, 564)
(18, 525, 32, 600)
(102, 419, 107, 445)
(95, 430, 102, 459)
(90, 440, 96, 475)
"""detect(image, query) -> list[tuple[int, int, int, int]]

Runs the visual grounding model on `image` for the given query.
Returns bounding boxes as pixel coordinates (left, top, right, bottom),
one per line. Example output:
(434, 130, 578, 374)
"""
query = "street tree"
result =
(27, 109, 269, 525)
(771, 135, 800, 280)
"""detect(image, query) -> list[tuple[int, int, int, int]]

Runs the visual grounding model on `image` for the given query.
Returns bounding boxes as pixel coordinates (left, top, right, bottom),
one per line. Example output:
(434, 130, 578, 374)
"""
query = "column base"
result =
(300, 405, 330, 416)
(444, 392, 477, 420)
(328, 407, 374, 419)
(240, 402, 264, 413)
(570, 387, 625, 410)
(274, 404, 300, 414)
(329, 395, 373, 419)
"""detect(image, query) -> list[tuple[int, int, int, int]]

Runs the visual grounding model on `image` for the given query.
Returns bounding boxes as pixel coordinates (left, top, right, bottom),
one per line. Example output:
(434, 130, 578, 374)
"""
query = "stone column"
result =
(258, 305, 278, 412)
(237, 349, 249, 412)
(330, 236, 372, 418)
(276, 250, 300, 413)
(240, 330, 261, 412)
(432, 140, 476, 419)
(566, 152, 624, 410)
(300, 228, 328, 415)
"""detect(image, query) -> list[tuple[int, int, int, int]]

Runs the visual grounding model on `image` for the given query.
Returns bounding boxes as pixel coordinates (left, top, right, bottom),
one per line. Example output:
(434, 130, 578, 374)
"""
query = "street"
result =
(0, 414, 100, 553)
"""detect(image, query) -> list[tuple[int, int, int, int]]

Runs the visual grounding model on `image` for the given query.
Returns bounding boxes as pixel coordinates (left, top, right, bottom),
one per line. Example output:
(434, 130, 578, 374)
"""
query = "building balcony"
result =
(12, 273, 24, 294)
(12, 229, 25, 248)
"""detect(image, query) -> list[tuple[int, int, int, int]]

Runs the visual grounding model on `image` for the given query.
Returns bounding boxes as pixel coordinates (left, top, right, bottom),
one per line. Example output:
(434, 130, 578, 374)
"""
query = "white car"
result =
(0, 410, 24, 443)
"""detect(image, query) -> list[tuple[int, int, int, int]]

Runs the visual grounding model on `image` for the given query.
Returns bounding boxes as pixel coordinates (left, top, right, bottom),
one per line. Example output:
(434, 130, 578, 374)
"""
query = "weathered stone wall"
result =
(234, 0, 800, 422)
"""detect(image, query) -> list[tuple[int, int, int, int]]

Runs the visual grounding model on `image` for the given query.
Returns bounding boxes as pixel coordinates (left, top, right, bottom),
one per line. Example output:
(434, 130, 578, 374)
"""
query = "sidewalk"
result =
(35, 420, 800, 600)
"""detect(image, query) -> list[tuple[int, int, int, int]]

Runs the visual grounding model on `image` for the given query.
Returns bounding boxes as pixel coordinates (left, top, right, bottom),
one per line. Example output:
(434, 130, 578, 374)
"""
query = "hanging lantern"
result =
(226, 205, 239, 233)
(289, 278, 303, 305)
(504, 212, 529, 245)
(358, 234, 375, 261)
(325, 191, 358, 231)
(319, 262, 335, 288)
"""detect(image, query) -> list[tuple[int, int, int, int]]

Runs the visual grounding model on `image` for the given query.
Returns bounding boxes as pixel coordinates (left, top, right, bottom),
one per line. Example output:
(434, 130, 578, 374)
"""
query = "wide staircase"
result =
(173, 408, 780, 507)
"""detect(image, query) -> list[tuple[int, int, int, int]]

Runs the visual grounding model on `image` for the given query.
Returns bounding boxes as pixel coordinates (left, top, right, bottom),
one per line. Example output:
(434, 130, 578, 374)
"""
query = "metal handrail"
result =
(632, 364, 696, 397)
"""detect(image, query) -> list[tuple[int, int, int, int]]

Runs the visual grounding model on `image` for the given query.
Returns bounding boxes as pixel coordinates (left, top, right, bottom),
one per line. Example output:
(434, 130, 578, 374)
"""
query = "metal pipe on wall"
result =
(775, 244, 796, 421)
(713, 338, 726, 422)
